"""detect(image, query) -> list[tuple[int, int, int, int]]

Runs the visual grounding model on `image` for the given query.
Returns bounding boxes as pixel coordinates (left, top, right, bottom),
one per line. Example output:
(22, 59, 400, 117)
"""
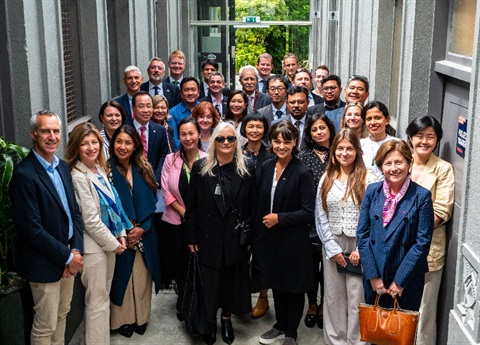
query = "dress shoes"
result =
(251, 296, 269, 318)
(117, 324, 133, 338)
(304, 305, 318, 328)
(221, 318, 235, 344)
(132, 323, 147, 335)
(202, 323, 217, 345)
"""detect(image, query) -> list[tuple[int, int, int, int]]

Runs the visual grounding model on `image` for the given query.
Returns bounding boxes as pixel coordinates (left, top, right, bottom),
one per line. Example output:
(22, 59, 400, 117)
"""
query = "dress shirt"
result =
(325, 99, 343, 111)
(212, 96, 224, 117)
(133, 120, 150, 147)
(148, 81, 163, 97)
(202, 81, 209, 97)
(168, 76, 183, 87)
(308, 93, 315, 107)
(247, 92, 255, 113)
(272, 104, 287, 120)
(289, 114, 306, 143)
(258, 79, 267, 93)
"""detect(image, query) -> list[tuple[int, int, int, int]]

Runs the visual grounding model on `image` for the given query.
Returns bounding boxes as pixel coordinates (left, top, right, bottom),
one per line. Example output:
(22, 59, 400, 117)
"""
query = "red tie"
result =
(140, 126, 148, 157)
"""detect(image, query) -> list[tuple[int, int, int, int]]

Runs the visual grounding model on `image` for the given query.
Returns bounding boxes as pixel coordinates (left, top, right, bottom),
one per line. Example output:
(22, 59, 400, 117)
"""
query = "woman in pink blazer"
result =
(161, 117, 206, 312)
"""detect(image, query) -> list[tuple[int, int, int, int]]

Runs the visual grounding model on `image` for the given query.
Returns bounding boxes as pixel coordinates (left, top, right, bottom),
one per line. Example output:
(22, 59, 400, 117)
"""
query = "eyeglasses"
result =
(268, 86, 286, 92)
(215, 136, 237, 143)
(322, 86, 338, 92)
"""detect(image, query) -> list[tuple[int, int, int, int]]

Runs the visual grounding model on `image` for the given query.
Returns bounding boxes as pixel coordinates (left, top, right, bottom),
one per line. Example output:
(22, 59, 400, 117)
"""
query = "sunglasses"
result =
(215, 136, 237, 143)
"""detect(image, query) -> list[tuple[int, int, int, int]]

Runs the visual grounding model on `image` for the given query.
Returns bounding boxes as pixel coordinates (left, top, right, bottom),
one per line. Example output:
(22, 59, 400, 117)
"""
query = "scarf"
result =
(382, 175, 411, 227)
(93, 182, 133, 237)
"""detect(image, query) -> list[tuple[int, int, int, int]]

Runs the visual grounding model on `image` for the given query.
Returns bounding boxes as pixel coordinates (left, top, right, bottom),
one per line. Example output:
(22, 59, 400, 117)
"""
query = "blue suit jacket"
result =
(113, 93, 133, 123)
(140, 81, 181, 109)
(9, 150, 84, 283)
(356, 181, 434, 311)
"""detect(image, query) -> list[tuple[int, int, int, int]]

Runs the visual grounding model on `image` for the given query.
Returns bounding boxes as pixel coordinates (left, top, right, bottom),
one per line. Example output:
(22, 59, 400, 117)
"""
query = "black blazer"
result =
(252, 156, 315, 293)
(9, 151, 84, 283)
(140, 81, 181, 109)
(312, 93, 324, 105)
(113, 93, 133, 123)
(146, 121, 169, 184)
(184, 158, 257, 269)
(199, 93, 229, 117)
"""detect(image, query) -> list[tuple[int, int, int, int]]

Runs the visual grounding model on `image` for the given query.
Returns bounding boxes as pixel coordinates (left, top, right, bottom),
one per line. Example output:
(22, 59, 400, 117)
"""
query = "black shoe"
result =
(202, 323, 217, 345)
(317, 314, 323, 329)
(177, 311, 185, 322)
(132, 323, 147, 335)
(221, 318, 235, 344)
(304, 305, 318, 328)
(117, 324, 133, 338)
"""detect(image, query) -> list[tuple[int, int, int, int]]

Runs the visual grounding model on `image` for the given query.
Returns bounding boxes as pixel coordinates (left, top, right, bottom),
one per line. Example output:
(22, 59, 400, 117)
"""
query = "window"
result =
(449, 0, 476, 57)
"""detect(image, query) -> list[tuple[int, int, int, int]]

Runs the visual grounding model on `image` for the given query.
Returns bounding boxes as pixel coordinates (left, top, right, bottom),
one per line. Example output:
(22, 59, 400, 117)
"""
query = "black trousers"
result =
(272, 289, 305, 339)
(306, 246, 324, 306)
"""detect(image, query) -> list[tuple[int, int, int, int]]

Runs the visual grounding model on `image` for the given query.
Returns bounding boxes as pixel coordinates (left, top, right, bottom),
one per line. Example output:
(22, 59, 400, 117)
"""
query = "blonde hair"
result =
(152, 95, 171, 121)
(320, 129, 366, 213)
(341, 102, 368, 138)
(65, 122, 106, 170)
(200, 121, 250, 177)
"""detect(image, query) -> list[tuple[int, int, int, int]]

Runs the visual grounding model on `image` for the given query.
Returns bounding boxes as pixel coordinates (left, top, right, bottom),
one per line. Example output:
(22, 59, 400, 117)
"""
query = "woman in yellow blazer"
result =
(406, 116, 454, 345)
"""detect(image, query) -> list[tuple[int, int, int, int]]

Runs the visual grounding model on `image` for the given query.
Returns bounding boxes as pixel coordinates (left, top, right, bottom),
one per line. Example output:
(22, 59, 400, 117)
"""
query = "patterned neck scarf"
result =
(382, 175, 411, 227)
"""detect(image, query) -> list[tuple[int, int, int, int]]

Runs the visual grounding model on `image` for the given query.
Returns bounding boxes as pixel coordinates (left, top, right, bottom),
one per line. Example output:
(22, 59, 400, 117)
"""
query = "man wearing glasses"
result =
(307, 75, 346, 131)
(257, 75, 291, 125)
(166, 50, 186, 87)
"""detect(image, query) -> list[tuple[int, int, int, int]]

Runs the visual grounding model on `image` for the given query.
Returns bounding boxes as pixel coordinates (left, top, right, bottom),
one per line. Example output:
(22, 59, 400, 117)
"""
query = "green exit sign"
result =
(242, 16, 260, 23)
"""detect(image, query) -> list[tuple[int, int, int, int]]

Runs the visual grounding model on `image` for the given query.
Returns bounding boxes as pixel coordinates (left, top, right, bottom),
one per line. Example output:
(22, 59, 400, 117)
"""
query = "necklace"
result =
(313, 148, 328, 162)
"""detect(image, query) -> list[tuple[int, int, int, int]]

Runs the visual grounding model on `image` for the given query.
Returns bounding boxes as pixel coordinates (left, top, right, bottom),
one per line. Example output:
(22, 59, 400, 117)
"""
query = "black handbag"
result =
(336, 252, 363, 276)
(177, 252, 210, 336)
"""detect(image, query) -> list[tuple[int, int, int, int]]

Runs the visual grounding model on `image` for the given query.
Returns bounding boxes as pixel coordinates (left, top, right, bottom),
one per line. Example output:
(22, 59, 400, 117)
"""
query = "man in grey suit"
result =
(238, 65, 271, 114)
(257, 75, 290, 125)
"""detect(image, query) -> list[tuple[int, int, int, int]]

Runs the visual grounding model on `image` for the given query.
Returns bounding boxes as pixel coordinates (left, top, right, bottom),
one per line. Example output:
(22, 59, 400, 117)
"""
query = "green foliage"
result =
(234, 0, 309, 72)
(0, 137, 28, 287)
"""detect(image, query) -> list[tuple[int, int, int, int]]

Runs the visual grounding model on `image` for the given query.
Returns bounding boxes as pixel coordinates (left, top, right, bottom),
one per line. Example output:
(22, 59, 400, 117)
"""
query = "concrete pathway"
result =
(70, 290, 326, 345)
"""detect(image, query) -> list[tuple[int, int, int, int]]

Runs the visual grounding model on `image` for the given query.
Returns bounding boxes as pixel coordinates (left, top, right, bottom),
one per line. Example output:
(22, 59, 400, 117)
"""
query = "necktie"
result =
(140, 126, 148, 157)
(172, 80, 179, 86)
(295, 120, 301, 130)
(153, 86, 159, 95)
(275, 110, 283, 119)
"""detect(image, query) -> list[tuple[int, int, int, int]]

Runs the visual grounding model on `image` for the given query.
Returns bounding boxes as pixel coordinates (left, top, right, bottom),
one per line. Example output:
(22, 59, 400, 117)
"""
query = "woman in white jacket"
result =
(66, 122, 131, 343)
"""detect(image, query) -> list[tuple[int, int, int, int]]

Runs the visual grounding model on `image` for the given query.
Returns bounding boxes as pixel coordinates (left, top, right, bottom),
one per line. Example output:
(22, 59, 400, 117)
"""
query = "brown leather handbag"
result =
(358, 295, 419, 345)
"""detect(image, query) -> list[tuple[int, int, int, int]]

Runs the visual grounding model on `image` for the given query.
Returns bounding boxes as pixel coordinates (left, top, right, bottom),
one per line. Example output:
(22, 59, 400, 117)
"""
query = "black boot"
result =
(202, 322, 217, 345)
(221, 318, 235, 344)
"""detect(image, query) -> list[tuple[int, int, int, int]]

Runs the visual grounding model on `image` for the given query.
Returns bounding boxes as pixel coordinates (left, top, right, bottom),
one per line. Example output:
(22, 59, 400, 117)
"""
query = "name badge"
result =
(215, 184, 222, 195)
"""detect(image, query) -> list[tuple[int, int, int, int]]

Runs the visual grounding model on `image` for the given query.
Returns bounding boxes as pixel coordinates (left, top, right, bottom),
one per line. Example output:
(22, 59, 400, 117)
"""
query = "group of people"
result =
(9, 50, 454, 345)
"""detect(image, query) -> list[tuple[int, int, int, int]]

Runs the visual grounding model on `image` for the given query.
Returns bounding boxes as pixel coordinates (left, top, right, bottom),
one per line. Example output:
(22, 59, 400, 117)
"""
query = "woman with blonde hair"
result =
(185, 121, 256, 344)
(316, 129, 372, 345)
(152, 95, 174, 153)
(66, 122, 130, 344)
(340, 102, 367, 139)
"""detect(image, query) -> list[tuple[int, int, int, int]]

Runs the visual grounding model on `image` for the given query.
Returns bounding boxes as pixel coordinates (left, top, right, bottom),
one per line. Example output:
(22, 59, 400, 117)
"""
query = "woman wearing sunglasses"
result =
(185, 121, 257, 345)
(253, 120, 315, 345)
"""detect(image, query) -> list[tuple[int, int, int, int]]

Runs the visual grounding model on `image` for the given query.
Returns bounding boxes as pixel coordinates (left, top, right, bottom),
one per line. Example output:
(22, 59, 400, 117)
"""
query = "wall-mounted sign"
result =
(242, 16, 260, 23)
(456, 116, 467, 158)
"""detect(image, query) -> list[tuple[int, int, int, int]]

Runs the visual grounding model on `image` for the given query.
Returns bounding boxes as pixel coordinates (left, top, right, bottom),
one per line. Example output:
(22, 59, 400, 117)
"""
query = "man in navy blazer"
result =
(9, 110, 84, 344)
(198, 72, 229, 118)
(130, 91, 169, 183)
(140, 57, 181, 109)
(114, 65, 144, 123)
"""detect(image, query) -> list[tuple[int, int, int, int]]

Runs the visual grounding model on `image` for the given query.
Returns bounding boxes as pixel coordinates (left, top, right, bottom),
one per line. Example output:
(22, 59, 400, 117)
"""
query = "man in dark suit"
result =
(293, 68, 323, 106)
(257, 75, 290, 125)
(114, 65, 144, 123)
(140, 57, 181, 109)
(199, 72, 229, 119)
(165, 50, 186, 87)
(131, 91, 169, 183)
(307, 75, 347, 132)
(239, 65, 271, 114)
(256, 53, 274, 93)
(198, 60, 231, 101)
(286, 86, 310, 150)
(9, 110, 84, 344)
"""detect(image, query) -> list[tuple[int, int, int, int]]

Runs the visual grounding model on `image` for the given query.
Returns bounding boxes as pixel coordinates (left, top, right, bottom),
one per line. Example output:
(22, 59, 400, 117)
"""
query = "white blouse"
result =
(315, 174, 377, 259)
(360, 134, 396, 181)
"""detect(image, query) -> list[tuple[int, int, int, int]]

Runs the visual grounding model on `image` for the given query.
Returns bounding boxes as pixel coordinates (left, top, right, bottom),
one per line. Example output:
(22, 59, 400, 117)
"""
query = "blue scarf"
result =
(93, 182, 132, 237)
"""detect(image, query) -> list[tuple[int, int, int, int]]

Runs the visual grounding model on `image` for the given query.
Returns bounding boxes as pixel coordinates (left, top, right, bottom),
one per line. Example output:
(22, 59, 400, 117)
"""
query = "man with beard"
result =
(286, 86, 310, 149)
(140, 57, 181, 109)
